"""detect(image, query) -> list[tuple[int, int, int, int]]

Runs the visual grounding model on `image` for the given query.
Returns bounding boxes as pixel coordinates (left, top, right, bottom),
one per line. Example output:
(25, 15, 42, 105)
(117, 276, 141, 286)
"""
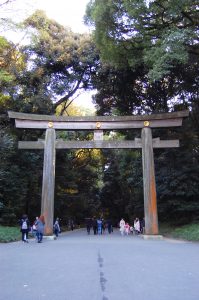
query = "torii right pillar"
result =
(142, 127, 159, 235)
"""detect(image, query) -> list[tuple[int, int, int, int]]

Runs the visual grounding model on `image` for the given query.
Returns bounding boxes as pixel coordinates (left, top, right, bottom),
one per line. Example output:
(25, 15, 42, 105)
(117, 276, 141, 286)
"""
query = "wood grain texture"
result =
(14, 118, 183, 129)
(141, 127, 159, 235)
(18, 139, 179, 149)
(41, 129, 56, 236)
(8, 110, 189, 121)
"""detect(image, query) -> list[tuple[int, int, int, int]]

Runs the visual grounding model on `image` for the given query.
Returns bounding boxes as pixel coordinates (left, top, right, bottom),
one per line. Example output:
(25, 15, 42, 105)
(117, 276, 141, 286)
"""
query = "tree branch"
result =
(53, 69, 86, 109)
(0, 0, 15, 8)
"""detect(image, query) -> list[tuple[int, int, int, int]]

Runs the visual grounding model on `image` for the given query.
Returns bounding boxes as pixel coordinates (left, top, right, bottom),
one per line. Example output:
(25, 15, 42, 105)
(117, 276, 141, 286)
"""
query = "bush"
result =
(159, 222, 199, 241)
(171, 223, 199, 241)
(0, 225, 21, 242)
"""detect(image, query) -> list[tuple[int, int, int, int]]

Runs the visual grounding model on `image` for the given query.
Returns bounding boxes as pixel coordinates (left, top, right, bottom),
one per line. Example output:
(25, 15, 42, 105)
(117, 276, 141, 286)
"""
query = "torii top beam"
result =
(8, 110, 189, 130)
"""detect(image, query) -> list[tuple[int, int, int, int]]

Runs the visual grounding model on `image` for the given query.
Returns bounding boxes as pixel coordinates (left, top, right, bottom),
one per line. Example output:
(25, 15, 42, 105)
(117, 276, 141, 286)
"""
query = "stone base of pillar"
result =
(43, 235, 56, 240)
(142, 234, 163, 240)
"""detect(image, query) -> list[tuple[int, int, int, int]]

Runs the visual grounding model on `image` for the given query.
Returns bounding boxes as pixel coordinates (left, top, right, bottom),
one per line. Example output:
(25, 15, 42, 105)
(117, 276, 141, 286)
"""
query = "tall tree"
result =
(15, 10, 99, 115)
(85, 0, 199, 224)
(86, 0, 199, 80)
(0, 36, 26, 114)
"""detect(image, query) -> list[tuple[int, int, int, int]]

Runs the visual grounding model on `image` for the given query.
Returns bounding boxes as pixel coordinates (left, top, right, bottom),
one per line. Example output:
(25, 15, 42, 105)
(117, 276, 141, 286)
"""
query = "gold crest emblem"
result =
(96, 122, 101, 129)
(48, 122, 54, 128)
(144, 121, 150, 127)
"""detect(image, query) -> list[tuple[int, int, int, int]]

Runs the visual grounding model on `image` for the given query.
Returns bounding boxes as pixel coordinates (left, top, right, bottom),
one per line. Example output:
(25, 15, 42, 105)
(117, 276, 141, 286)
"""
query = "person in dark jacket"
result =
(53, 218, 61, 237)
(85, 218, 92, 234)
(97, 218, 103, 235)
(107, 219, 113, 234)
(140, 217, 145, 234)
(92, 217, 98, 235)
(20, 214, 30, 243)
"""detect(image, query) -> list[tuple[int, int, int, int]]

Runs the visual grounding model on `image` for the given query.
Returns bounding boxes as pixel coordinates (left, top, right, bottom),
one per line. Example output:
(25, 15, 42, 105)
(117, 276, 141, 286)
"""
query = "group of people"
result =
(119, 217, 145, 236)
(20, 214, 45, 243)
(20, 214, 145, 241)
(20, 215, 61, 243)
(85, 217, 113, 235)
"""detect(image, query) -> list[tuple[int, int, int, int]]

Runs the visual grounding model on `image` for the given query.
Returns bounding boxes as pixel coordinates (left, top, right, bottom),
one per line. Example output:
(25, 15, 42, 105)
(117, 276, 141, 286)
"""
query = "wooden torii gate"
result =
(8, 110, 189, 236)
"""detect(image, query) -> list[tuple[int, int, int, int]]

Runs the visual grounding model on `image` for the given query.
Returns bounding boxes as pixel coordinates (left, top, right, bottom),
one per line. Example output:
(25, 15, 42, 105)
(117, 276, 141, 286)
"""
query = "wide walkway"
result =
(0, 228, 199, 300)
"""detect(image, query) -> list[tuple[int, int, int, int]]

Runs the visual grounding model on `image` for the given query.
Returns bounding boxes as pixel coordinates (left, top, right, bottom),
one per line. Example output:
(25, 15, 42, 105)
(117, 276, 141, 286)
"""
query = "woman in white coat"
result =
(119, 218, 125, 235)
(134, 217, 140, 234)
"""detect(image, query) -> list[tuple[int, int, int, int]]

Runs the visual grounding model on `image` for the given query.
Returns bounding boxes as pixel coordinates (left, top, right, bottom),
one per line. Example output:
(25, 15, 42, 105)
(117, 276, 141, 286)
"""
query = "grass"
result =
(159, 223, 199, 241)
(170, 223, 199, 241)
(0, 225, 21, 243)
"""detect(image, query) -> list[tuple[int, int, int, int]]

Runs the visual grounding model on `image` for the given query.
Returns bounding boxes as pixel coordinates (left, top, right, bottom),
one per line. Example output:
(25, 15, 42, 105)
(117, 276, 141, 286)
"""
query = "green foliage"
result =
(0, 125, 44, 224)
(86, 0, 199, 80)
(99, 147, 144, 224)
(0, 225, 21, 243)
(0, 70, 13, 84)
(0, 4, 198, 228)
(155, 116, 199, 223)
(85, 1, 199, 224)
(54, 134, 103, 221)
(0, 35, 26, 113)
(171, 223, 199, 241)
(144, 29, 189, 80)
(19, 10, 99, 114)
(159, 222, 199, 241)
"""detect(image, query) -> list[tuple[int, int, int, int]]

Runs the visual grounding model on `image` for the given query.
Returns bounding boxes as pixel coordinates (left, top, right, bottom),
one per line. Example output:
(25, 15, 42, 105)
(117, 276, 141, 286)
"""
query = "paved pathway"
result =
(0, 229, 199, 300)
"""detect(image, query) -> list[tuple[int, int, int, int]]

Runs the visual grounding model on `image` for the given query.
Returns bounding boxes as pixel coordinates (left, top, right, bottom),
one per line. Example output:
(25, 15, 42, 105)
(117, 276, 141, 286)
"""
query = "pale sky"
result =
(0, 0, 95, 110)
(1, 0, 91, 33)
(34, 0, 91, 33)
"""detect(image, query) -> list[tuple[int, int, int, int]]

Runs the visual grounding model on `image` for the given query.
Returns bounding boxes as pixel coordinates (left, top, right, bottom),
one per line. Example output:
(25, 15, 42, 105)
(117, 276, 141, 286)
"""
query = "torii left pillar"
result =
(41, 128, 56, 235)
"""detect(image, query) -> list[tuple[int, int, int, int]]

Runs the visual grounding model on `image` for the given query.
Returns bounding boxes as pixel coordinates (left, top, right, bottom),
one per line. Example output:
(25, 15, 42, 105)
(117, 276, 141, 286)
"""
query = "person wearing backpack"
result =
(20, 214, 30, 243)
(53, 218, 60, 238)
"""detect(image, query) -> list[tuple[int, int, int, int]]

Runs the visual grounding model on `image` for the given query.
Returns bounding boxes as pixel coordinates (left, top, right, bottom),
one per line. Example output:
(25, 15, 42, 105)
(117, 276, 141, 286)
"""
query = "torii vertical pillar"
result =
(41, 128, 56, 235)
(142, 127, 159, 235)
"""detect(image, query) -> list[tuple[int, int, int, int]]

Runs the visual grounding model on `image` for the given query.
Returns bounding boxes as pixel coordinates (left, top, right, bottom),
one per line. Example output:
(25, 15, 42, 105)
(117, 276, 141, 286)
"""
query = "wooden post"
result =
(141, 127, 159, 235)
(41, 128, 56, 235)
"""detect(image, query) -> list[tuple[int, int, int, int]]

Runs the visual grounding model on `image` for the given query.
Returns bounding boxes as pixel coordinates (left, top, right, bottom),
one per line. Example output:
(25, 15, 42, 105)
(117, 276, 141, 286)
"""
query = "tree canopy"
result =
(0, 3, 199, 227)
(18, 10, 99, 114)
(86, 0, 199, 80)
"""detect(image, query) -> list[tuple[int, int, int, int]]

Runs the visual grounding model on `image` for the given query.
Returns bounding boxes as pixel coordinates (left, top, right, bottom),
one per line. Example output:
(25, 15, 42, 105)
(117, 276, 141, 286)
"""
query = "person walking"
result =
(134, 217, 140, 234)
(92, 217, 98, 235)
(35, 215, 45, 243)
(140, 217, 145, 234)
(102, 219, 106, 234)
(107, 219, 113, 234)
(85, 218, 92, 234)
(119, 218, 125, 235)
(68, 219, 74, 231)
(20, 214, 30, 243)
(97, 218, 103, 235)
(125, 222, 130, 235)
(53, 218, 61, 238)
(32, 217, 38, 239)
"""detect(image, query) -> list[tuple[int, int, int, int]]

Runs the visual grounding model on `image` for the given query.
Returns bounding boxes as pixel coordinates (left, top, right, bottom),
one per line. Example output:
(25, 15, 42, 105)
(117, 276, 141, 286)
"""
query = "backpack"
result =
(22, 220, 28, 230)
(54, 223, 59, 230)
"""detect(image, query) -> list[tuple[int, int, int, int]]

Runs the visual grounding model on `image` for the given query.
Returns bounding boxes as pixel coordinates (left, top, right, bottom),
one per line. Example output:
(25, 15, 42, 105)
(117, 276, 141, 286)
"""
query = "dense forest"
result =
(0, 0, 199, 227)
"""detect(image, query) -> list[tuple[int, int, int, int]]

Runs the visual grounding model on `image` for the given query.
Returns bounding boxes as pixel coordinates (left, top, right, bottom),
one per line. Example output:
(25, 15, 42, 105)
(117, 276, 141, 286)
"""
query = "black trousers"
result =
(21, 230, 28, 241)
